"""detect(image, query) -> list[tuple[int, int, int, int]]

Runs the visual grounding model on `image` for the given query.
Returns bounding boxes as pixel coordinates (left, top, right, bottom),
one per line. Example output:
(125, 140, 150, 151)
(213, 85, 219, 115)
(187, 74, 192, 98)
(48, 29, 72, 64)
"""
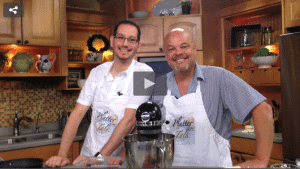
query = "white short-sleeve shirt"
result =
(77, 59, 153, 109)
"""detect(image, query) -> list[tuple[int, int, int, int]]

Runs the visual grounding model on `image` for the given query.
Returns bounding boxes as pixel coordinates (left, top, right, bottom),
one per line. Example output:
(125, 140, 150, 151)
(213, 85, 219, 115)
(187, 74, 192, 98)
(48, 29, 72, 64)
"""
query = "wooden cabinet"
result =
(58, 15, 113, 90)
(231, 152, 256, 166)
(131, 17, 164, 53)
(221, 2, 282, 87)
(164, 16, 202, 50)
(0, 0, 61, 46)
(233, 70, 251, 84)
(0, 141, 83, 163)
(283, 0, 300, 29)
(0, 0, 66, 77)
(130, 15, 203, 53)
(273, 67, 281, 84)
(231, 137, 284, 168)
(233, 67, 281, 86)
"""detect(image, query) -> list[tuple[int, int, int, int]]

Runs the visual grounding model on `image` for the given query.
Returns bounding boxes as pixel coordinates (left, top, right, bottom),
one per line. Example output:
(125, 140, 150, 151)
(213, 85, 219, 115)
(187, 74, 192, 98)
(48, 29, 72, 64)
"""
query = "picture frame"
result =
(68, 68, 84, 88)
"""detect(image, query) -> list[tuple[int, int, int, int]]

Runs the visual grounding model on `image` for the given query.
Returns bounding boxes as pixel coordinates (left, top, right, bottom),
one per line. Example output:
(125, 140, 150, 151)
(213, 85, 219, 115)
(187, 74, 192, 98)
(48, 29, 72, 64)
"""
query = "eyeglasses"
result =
(114, 36, 139, 44)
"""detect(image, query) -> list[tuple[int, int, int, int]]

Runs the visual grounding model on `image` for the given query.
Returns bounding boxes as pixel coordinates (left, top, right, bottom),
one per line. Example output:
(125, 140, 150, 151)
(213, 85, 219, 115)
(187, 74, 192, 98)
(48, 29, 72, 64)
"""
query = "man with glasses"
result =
(45, 20, 153, 167)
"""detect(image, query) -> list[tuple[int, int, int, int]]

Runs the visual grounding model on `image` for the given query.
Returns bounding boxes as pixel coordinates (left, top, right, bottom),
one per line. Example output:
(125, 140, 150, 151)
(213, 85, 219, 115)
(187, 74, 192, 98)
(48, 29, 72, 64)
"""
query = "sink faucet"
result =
(13, 112, 33, 136)
(35, 113, 41, 133)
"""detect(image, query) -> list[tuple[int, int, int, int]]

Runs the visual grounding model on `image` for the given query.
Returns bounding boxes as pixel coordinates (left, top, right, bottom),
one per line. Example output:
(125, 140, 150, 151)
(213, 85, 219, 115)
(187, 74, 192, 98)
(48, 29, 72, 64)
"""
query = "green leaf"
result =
(268, 52, 278, 57)
(255, 48, 269, 57)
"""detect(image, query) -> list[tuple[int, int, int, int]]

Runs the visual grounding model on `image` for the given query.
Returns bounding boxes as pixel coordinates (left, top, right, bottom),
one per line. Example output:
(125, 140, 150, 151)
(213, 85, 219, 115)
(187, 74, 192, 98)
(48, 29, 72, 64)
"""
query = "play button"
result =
(144, 78, 155, 89)
(133, 71, 168, 96)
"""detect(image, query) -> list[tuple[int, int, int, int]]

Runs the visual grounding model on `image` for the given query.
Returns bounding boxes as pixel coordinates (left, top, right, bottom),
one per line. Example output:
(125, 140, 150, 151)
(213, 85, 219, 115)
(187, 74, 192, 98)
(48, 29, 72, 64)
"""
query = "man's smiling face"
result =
(164, 30, 197, 72)
(110, 24, 141, 61)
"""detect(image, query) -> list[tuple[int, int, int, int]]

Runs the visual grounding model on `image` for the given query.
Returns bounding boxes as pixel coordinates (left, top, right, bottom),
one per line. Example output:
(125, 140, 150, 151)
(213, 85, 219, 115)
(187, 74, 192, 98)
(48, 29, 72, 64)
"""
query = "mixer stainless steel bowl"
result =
(123, 133, 175, 168)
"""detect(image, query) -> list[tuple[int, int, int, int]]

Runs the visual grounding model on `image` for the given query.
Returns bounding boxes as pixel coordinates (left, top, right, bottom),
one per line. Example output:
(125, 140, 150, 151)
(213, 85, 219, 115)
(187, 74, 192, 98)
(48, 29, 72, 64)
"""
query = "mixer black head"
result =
(136, 101, 161, 122)
(136, 101, 162, 135)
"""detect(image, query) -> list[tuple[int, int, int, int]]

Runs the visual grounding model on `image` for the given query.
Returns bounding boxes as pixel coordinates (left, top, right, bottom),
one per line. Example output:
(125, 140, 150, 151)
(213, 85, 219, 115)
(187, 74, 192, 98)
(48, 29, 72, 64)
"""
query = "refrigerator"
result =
(280, 31, 300, 162)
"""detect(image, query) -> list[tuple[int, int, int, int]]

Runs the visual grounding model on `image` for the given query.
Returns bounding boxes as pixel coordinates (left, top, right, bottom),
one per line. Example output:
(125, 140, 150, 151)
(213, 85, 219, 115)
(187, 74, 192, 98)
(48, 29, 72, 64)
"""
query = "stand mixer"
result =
(123, 102, 175, 168)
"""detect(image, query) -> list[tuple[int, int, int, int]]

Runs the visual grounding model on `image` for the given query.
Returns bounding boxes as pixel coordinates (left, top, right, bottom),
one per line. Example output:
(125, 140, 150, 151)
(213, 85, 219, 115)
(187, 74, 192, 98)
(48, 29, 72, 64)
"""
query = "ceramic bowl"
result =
(251, 55, 279, 68)
(132, 11, 150, 18)
(77, 79, 86, 88)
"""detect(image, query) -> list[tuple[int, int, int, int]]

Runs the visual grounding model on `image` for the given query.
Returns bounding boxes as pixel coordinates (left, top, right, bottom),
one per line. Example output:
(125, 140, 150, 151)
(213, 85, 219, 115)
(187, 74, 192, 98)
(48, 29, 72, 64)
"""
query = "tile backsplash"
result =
(0, 78, 80, 128)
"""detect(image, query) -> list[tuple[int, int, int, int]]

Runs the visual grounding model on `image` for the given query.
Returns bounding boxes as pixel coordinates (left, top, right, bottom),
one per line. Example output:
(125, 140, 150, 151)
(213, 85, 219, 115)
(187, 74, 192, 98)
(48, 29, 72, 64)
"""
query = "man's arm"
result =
(237, 101, 274, 168)
(99, 108, 136, 156)
(45, 102, 89, 167)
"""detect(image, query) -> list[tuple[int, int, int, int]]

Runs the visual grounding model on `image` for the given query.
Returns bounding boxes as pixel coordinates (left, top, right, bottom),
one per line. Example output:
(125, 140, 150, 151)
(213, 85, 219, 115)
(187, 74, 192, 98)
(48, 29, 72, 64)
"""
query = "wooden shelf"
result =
(67, 21, 110, 31)
(232, 66, 280, 71)
(0, 73, 61, 77)
(226, 43, 280, 54)
(223, 2, 281, 20)
(65, 87, 82, 91)
(68, 62, 102, 68)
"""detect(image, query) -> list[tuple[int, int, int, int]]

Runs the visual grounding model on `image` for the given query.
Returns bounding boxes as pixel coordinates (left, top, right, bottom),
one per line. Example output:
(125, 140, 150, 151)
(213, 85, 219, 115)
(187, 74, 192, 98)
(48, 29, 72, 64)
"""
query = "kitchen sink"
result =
(0, 132, 62, 145)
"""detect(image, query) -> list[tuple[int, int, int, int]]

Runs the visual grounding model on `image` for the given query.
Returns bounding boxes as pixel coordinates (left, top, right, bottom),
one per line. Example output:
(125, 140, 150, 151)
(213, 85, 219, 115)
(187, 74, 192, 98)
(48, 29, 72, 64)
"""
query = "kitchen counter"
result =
(0, 121, 89, 152)
(231, 127, 282, 143)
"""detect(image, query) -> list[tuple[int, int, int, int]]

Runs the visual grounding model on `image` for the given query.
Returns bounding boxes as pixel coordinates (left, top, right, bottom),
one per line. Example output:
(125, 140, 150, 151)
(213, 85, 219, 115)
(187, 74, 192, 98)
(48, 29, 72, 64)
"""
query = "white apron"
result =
(162, 81, 232, 167)
(81, 72, 132, 157)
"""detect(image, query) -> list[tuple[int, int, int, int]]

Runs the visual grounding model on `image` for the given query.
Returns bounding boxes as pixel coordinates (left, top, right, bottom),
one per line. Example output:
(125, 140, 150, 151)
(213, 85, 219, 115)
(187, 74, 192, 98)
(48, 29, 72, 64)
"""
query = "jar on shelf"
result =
(263, 26, 274, 45)
(240, 29, 251, 47)
(235, 53, 244, 69)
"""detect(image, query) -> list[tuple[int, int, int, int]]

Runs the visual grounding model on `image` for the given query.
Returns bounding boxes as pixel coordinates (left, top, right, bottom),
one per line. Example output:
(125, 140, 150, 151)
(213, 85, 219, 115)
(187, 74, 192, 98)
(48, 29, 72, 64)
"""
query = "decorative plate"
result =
(152, 0, 182, 16)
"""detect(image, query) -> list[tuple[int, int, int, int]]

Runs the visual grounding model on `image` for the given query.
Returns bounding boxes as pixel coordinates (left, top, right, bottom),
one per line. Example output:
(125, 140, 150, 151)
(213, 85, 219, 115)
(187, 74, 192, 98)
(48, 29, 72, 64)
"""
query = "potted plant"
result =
(0, 51, 9, 73)
(180, 0, 192, 15)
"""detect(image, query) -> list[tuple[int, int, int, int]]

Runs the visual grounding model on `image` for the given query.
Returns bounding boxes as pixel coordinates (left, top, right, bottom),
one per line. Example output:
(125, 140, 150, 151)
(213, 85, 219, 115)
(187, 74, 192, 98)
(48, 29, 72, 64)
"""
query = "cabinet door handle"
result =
(24, 40, 29, 44)
(159, 48, 163, 52)
(235, 156, 240, 161)
(17, 40, 22, 44)
(241, 156, 246, 162)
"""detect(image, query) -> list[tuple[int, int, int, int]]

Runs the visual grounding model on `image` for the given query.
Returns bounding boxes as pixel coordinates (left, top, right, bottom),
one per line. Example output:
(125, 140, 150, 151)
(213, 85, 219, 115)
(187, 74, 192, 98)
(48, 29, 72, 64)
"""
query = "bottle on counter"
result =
(14, 111, 18, 123)
(13, 111, 18, 136)
(263, 26, 274, 45)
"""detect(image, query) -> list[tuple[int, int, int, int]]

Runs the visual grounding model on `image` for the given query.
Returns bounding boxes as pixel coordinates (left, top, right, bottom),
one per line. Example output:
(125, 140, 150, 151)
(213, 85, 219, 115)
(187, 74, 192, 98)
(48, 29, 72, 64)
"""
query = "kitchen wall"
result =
(202, 0, 222, 67)
(0, 78, 80, 128)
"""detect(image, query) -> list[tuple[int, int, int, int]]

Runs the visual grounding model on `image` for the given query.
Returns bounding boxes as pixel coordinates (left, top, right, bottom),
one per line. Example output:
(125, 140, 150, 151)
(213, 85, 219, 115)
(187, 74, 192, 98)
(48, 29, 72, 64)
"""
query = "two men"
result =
(45, 20, 153, 167)
(46, 19, 274, 168)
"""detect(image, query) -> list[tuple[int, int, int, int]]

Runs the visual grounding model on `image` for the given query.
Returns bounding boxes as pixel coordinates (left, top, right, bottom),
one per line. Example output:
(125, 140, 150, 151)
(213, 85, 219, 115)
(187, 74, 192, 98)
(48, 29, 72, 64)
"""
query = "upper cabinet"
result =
(164, 16, 202, 51)
(127, 0, 202, 53)
(283, 0, 300, 29)
(130, 17, 164, 53)
(130, 15, 203, 53)
(0, 0, 61, 46)
(0, 0, 66, 77)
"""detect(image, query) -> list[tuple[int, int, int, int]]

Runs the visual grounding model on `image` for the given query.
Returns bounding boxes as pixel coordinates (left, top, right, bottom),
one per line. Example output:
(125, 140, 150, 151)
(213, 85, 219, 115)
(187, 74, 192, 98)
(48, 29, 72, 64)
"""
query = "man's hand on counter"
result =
(72, 155, 88, 165)
(44, 156, 70, 168)
(235, 158, 268, 168)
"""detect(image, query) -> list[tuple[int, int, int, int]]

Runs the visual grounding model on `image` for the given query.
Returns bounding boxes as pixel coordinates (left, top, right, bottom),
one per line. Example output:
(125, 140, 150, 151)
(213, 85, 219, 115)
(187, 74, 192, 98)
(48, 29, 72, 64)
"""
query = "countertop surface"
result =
(0, 121, 89, 152)
(0, 123, 282, 152)
(231, 127, 282, 143)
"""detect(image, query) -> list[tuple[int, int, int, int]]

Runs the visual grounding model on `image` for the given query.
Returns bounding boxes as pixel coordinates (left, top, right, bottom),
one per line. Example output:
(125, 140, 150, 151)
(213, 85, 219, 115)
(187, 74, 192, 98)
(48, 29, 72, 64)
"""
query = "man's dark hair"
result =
(113, 20, 141, 41)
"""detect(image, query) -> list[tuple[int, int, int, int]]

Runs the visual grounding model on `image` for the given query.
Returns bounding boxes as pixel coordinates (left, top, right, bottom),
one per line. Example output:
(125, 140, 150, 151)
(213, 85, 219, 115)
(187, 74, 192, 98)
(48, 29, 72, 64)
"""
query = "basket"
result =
(68, 48, 83, 61)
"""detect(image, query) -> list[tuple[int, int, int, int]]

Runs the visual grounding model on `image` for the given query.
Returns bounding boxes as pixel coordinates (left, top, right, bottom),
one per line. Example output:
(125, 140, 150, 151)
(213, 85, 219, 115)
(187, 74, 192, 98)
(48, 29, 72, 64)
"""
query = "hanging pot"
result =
(0, 158, 43, 168)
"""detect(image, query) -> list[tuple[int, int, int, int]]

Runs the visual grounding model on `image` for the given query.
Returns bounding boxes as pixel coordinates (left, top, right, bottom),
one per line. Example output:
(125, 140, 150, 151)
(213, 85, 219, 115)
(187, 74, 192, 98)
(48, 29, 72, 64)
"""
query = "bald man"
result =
(150, 29, 274, 168)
